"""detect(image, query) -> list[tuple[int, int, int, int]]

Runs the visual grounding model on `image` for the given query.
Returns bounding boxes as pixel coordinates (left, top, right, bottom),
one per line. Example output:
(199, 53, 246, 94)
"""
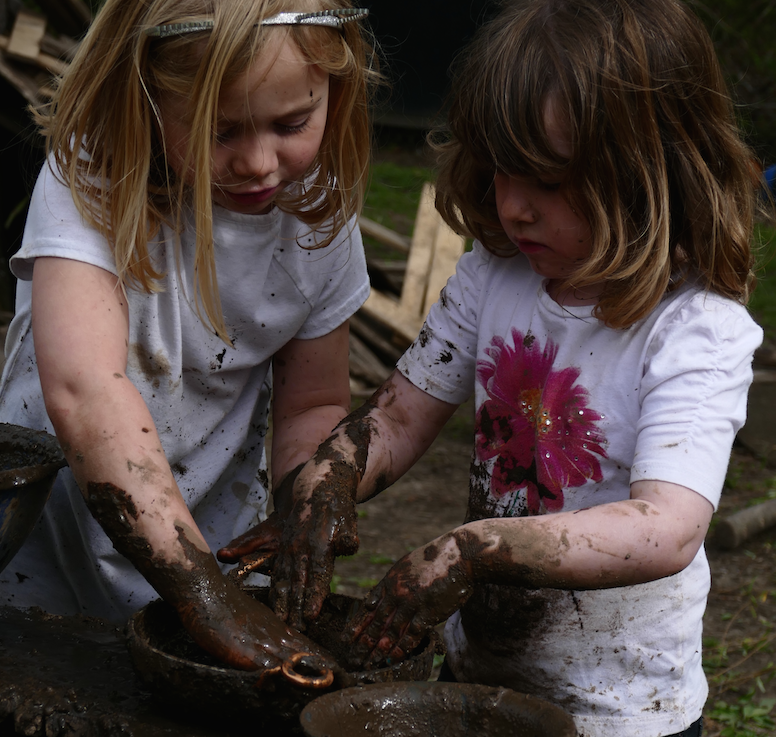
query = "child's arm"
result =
(344, 479, 713, 668)
(32, 256, 339, 675)
(270, 323, 352, 489)
(265, 371, 459, 630)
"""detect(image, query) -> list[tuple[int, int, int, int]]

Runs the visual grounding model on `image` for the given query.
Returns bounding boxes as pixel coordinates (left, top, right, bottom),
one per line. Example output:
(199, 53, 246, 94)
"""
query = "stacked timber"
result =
(351, 183, 466, 396)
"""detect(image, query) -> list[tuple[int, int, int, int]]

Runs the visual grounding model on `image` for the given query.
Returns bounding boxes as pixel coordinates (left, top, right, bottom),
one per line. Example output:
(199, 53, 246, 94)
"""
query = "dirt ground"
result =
(330, 395, 776, 736)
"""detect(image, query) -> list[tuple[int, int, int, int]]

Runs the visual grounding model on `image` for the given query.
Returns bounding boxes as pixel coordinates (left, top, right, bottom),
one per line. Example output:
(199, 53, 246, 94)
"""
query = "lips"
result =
(223, 185, 280, 207)
(514, 238, 547, 254)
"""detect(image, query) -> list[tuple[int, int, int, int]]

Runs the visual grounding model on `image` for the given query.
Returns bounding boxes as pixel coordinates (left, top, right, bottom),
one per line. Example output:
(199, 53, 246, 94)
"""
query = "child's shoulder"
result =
(652, 280, 763, 351)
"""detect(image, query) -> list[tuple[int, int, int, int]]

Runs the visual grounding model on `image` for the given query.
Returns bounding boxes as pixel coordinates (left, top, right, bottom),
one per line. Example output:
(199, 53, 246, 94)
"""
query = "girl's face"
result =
(161, 36, 329, 215)
(494, 105, 599, 304)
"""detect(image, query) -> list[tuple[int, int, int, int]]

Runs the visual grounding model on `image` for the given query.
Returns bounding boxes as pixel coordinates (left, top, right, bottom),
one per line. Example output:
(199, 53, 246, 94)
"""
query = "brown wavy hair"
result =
(35, 0, 378, 342)
(432, 0, 763, 328)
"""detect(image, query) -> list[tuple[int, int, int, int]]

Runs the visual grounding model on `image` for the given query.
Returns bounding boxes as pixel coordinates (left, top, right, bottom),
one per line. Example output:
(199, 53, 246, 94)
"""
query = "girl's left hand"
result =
(342, 532, 475, 670)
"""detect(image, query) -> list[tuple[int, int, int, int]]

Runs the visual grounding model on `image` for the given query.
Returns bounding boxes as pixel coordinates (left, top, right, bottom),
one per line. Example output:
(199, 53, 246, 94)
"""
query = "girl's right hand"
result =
(173, 541, 340, 686)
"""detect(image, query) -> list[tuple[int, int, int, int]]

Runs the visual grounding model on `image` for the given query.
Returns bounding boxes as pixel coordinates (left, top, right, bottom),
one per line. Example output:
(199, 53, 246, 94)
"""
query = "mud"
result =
(85, 481, 338, 678)
(126, 588, 440, 730)
(0, 605, 250, 737)
(0, 424, 66, 575)
(0, 423, 65, 490)
(298, 682, 577, 736)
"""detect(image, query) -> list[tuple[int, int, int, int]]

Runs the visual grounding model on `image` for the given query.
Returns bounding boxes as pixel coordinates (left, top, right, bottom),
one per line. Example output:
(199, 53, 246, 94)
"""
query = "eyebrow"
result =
(217, 94, 325, 127)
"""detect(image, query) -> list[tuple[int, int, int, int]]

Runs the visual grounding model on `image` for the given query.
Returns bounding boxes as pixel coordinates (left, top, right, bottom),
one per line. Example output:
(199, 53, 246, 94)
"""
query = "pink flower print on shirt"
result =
(475, 329, 607, 514)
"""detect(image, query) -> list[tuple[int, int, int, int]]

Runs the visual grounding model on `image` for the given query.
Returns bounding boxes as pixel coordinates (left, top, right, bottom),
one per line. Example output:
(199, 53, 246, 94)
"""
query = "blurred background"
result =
(0, 0, 774, 315)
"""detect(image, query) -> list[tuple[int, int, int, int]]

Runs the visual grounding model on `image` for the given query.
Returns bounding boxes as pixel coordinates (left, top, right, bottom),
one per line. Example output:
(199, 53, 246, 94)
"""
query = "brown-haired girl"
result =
(222, 0, 766, 731)
(0, 0, 376, 676)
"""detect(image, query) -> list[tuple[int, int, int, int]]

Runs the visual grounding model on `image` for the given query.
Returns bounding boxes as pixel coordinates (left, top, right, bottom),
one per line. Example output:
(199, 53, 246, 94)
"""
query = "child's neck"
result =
(546, 279, 602, 307)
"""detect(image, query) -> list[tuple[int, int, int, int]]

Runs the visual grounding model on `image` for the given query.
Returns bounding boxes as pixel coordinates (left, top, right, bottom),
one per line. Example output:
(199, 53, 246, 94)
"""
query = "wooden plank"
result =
(6, 9, 46, 62)
(0, 35, 68, 76)
(359, 216, 410, 254)
(424, 220, 465, 316)
(348, 332, 391, 387)
(713, 499, 776, 550)
(360, 289, 423, 346)
(350, 312, 404, 365)
(400, 181, 439, 318)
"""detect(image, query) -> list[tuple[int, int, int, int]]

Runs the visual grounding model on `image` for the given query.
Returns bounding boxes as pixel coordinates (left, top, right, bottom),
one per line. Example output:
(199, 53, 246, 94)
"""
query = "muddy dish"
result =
(299, 681, 578, 737)
(0, 423, 66, 574)
(127, 587, 440, 728)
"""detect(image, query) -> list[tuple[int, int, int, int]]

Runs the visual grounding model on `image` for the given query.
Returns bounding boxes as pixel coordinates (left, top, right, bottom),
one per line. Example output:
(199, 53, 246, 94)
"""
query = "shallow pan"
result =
(300, 681, 578, 736)
(0, 423, 66, 574)
(126, 587, 440, 726)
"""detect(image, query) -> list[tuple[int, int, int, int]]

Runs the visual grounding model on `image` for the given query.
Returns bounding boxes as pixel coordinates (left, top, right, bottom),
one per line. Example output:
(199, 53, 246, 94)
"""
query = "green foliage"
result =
(708, 692, 776, 736)
(362, 161, 435, 261)
(689, 0, 776, 162)
(703, 580, 776, 734)
(750, 224, 776, 341)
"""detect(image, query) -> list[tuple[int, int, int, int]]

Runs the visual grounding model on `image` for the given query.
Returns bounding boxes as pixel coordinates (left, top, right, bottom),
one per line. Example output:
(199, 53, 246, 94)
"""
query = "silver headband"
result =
(145, 8, 368, 38)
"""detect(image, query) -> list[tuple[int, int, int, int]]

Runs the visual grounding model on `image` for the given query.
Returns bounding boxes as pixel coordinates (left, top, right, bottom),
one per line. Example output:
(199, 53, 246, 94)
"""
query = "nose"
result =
(494, 173, 538, 224)
(231, 133, 278, 181)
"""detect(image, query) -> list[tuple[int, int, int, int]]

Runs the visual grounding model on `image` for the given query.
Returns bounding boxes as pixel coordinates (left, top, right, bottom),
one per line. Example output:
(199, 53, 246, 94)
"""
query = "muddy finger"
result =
(270, 578, 291, 623)
(287, 554, 311, 631)
(217, 512, 283, 562)
(302, 545, 337, 624)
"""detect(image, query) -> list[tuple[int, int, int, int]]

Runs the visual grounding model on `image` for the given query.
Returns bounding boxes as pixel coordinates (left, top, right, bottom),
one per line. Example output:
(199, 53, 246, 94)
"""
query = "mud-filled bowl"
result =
(126, 588, 440, 727)
(300, 681, 578, 737)
(0, 423, 66, 574)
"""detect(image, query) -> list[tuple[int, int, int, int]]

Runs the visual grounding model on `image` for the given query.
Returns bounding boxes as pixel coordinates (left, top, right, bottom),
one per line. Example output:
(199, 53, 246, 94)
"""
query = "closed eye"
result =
(538, 180, 562, 192)
(276, 118, 311, 135)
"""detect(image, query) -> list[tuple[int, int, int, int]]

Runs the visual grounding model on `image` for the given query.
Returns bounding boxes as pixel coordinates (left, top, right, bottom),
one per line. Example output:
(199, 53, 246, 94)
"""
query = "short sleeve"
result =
(11, 160, 117, 281)
(291, 216, 370, 340)
(631, 293, 763, 509)
(397, 241, 491, 404)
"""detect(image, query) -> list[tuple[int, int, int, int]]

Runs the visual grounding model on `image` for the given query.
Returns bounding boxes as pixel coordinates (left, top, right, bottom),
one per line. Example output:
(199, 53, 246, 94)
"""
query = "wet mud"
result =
(0, 424, 66, 576)
(127, 588, 440, 731)
(0, 605, 248, 737)
(299, 681, 577, 736)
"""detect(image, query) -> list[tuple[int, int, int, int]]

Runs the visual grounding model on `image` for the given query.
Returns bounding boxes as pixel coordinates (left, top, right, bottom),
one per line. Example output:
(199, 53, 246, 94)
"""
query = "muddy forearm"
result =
(458, 499, 706, 591)
(303, 372, 457, 505)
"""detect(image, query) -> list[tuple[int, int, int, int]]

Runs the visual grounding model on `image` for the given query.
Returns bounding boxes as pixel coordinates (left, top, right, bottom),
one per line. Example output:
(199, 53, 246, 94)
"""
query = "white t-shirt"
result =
(397, 241, 762, 737)
(0, 161, 370, 622)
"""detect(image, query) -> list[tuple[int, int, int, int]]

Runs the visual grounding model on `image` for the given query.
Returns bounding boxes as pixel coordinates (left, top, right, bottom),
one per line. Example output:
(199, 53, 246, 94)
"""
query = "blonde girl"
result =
(223, 0, 767, 732)
(0, 0, 375, 676)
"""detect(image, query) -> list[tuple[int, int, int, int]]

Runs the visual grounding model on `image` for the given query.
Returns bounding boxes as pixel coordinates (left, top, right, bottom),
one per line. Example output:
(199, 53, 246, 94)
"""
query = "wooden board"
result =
(6, 9, 46, 61)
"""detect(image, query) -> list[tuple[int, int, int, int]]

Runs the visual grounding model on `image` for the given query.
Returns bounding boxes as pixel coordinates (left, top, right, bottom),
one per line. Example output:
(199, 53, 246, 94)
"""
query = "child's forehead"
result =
(219, 34, 317, 98)
(543, 98, 573, 159)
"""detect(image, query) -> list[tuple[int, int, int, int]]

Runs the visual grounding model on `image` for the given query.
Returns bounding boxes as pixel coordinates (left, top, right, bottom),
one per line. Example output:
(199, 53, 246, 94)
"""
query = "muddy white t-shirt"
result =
(0, 161, 369, 622)
(397, 241, 762, 737)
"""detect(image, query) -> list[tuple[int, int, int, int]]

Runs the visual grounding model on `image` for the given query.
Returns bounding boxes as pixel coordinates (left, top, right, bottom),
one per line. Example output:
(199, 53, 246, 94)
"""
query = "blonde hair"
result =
(432, 0, 763, 329)
(36, 0, 377, 342)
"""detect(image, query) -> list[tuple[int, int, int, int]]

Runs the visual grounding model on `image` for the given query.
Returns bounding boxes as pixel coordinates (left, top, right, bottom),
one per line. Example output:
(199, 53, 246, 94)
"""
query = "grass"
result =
(751, 223, 776, 343)
(362, 160, 435, 261)
(703, 581, 776, 737)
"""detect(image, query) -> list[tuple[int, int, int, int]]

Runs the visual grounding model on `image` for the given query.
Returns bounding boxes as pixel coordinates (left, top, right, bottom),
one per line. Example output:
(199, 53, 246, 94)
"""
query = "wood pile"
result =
(351, 183, 466, 396)
(0, 1, 87, 109)
(0, 3, 467, 397)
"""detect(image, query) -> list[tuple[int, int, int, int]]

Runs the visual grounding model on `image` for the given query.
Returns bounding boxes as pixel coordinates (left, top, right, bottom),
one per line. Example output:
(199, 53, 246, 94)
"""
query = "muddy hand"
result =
(343, 533, 475, 670)
(84, 481, 339, 687)
(177, 571, 339, 689)
(171, 535, 339, 688)
(217, 510, 284, 563)
(271, 452, 360, 631)
(217, 463, 303, 563)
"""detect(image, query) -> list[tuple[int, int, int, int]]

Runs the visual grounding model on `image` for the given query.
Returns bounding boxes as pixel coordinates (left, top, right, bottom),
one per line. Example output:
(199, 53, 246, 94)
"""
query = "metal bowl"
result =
(0, 423, 66, 574)
(300, 681, 578, 737)
(126, 588, 441, 728)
